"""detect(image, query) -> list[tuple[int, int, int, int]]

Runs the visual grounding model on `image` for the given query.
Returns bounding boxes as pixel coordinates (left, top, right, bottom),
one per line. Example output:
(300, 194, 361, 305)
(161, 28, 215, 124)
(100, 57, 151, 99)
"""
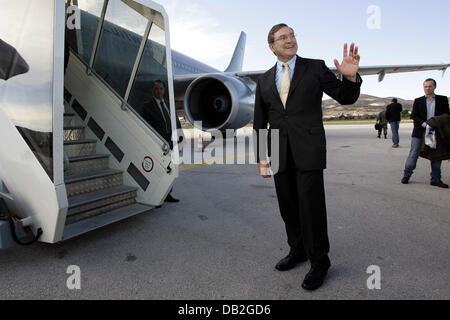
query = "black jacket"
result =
(253, 56, 361, 172)
(411, 95, 449, 139)
(420, 113, 450, 161)
(142, 98, 182, 149)
(385, 102, 402, 122)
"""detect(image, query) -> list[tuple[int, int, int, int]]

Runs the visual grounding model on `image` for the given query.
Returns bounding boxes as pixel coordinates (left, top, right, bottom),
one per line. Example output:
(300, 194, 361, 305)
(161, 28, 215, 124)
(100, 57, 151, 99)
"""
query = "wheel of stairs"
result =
(61, 109, 153, 240)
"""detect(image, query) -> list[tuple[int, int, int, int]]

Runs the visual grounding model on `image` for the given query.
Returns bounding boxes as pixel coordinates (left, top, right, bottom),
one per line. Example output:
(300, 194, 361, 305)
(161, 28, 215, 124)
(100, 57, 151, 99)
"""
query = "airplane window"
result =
(93, 0, 147, 98)
(128, 22, 170, 136)
(66, 0, 103, 65)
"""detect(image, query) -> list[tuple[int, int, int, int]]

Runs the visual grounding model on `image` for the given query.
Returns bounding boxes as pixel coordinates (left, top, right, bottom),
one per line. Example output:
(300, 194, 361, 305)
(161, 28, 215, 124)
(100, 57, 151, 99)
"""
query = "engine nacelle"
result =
(184, 73, 255, 132)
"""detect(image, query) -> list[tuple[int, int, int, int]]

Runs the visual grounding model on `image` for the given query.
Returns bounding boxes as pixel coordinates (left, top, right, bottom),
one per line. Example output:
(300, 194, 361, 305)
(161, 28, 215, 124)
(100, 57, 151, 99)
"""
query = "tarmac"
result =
(1, 123, 449, 300)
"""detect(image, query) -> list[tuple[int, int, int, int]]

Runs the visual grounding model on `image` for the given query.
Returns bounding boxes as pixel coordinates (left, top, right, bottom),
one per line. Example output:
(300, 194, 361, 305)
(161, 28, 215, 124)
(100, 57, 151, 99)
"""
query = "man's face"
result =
(152, 82, 165, 100)
(423, 80, 436, 96)
(269, 26, 298, 61)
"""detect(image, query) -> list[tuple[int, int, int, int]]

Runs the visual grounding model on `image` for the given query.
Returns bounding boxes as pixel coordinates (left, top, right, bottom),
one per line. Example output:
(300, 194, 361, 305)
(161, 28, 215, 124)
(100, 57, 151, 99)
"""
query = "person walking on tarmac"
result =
(376, 108, 388, 139)
(401, 79, 450, 188)
(385, 98, 403, 148)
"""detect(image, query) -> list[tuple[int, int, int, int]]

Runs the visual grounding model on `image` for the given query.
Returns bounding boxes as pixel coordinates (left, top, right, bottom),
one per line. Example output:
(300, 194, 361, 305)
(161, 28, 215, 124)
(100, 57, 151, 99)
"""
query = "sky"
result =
(0, 0, 54, 132)
(155, 0, 450, 100)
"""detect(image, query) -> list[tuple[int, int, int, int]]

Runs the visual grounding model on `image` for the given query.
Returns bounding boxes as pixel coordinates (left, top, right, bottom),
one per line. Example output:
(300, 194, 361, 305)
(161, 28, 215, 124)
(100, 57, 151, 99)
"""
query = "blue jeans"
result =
(390, 121, 400, 145)
(404, 137, 442, 182)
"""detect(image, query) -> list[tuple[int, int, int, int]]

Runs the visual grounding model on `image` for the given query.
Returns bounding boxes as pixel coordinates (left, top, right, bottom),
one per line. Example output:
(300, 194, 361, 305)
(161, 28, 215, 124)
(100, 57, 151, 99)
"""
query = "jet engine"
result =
(183, 74, 255, 132)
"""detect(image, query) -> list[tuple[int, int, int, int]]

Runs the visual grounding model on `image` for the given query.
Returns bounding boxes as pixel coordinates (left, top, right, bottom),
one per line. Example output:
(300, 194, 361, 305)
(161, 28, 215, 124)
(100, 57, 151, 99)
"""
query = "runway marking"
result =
(179, 152, 254, 172)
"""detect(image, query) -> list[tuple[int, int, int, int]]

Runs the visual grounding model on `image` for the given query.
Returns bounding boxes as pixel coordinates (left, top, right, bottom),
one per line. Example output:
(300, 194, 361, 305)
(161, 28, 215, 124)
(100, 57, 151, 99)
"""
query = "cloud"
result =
(80, 0, 236, 68)
(159, 0, 236, 68)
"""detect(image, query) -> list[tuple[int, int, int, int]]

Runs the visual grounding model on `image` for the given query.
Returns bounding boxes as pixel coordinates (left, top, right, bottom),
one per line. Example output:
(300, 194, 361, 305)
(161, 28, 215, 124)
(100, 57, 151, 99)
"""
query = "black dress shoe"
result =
(275, 249, 308, 271)
(430, 180, 449, 188)
(165, 194, 180, 202)
(301, 257, 331, 291)
(401, 176, 409, 184)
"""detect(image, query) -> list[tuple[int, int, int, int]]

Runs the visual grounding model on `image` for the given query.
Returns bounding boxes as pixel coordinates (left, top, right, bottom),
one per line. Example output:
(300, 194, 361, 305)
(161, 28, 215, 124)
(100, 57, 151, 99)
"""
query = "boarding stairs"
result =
(0, 0, 177, 248)
(61, 100, 153, 240)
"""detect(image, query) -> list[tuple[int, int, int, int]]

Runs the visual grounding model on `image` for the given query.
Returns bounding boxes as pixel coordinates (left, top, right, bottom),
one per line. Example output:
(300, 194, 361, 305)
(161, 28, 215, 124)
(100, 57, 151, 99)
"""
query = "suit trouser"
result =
(378, 125, 387, 137)
(390, 121, 400, 145)
(273, 146, 330, 264)
(404, 137, 442, 182)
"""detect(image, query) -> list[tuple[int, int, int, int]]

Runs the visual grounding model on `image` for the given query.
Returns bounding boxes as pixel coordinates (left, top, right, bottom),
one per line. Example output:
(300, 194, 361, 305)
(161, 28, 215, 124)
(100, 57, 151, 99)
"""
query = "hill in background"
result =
(322, 94, 413, 120)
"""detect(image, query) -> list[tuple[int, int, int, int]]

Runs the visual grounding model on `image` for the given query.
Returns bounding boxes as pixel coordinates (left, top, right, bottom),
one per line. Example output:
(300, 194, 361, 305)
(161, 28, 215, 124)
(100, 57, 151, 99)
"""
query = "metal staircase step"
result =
(64, 125, 85, 141)
(69, 153, 110, 162)
(64, 139, 97, 157)
(65, 169, 123, 197)
(64, 113, 76, 127)
(65, 154, 110, 176)
(65, 197, 137, 224)
(64, 125, 85, 130)
(64, 139, 96, 145)
(62, 203, 153, 240)
(67, 185, 138, 218)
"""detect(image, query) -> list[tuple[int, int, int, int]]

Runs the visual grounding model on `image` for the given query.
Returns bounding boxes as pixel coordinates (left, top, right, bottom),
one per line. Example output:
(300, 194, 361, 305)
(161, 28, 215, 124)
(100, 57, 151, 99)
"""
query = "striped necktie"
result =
(158, 100, 170, 133)
(280, 62, 290, 108)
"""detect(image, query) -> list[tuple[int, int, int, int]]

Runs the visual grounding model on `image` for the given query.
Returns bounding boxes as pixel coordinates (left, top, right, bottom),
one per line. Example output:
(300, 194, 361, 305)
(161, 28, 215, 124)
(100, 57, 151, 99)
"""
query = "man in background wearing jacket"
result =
(401, 79, 449, 188)
(385, 98, 403, 148)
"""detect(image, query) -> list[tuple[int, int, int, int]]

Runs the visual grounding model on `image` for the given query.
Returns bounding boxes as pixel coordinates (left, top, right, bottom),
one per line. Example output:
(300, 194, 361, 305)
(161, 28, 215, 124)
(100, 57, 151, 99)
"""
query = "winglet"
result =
(378, 70, 386, 82)
(224, 31, 246, 73)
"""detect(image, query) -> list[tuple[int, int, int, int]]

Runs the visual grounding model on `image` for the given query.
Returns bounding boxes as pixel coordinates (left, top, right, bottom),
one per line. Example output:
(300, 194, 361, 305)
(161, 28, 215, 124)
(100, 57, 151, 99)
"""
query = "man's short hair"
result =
(424, 78, 437, 87)
(267, 23, 293, 43)
(152, 80, 165, 88)
(392, 98, 397, 103)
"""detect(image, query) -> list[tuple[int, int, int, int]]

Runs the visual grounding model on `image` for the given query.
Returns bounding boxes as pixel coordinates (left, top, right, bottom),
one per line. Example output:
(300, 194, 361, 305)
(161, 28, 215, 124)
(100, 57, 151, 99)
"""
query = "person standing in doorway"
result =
(143, 80, 183, 203)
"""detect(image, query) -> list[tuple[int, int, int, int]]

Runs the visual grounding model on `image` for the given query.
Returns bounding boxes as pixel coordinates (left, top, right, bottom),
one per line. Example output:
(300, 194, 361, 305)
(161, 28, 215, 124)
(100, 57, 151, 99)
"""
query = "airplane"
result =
(173, 35, 449, 133)
(72, 10, 450, 133)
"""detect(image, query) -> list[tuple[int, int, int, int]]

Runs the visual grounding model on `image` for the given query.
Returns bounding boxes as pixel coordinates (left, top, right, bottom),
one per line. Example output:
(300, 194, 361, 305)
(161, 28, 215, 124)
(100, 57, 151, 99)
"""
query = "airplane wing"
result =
(176, 62, 449, 131)
(236, 63, 450, 82)
(352, 63, 450, 81)
(174, 63, 450, 97)
(173, 31, 449, 131)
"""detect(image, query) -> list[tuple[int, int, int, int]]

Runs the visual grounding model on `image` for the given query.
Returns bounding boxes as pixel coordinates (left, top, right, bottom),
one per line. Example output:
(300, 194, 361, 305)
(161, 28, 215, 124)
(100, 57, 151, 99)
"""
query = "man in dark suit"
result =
(253, 23, 361, 291)
(143, 80, 183, 202)
(401, 79, 450, 188)
(385, 98, 403, 147)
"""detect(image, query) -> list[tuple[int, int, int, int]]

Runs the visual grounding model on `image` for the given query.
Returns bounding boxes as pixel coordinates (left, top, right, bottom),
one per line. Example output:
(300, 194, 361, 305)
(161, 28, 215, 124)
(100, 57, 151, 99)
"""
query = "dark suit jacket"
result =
(428, 113, 450, 150)
(253, 56, 361, 172)
(420, 113, 450, 161)
(142, 97, 182, 149)
(411, 95, 449, 138)
(385, 102, 402, 122)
